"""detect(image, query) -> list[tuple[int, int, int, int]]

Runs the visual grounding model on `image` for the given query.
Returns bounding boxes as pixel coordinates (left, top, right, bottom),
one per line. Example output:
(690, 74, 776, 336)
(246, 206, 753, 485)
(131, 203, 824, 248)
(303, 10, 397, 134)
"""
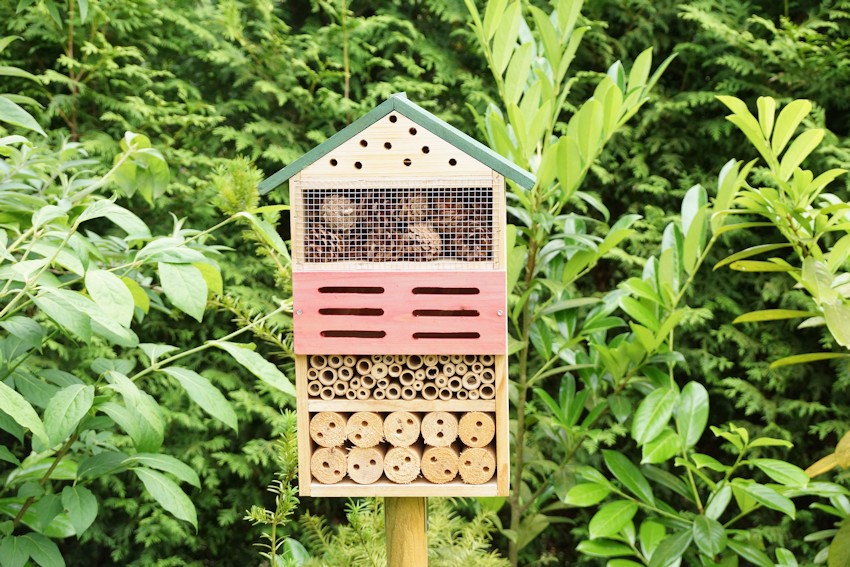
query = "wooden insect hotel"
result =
(259, 93, 534, 497)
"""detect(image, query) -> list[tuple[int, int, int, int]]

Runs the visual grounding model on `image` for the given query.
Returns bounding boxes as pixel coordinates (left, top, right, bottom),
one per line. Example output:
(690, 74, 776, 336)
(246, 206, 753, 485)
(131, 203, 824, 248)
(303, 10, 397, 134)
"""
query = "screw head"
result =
(497, 310, 504, 316)
(296, 309, 303, 315)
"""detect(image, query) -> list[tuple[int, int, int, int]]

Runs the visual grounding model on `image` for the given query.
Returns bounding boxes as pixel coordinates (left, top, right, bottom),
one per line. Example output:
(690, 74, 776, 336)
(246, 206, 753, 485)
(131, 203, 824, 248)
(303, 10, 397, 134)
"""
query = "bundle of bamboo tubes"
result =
(309, 410, 497, 485)
(306, 354, 497, 401)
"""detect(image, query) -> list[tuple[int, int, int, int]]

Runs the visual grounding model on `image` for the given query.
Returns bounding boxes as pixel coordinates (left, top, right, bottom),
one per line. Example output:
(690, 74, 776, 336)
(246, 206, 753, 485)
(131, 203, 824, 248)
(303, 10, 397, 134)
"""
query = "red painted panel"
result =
(293, 271, 506, 354)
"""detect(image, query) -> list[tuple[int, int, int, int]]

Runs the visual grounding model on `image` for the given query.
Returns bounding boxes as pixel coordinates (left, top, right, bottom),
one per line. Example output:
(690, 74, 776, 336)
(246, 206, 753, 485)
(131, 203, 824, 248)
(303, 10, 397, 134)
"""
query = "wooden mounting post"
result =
(386, 497, 427, 566)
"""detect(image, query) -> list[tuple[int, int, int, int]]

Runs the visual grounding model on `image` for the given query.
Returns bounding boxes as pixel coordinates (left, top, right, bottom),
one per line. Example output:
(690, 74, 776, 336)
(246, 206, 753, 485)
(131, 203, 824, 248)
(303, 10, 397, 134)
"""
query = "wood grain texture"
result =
(495, 355, 509, 496)
(308, 478, 498, 497)
(458, 446, 496, 485)
(385, 497, 427, 567)
(346, 411, 384, 448)
(307, 399, 495, 413)
(310, 447, 346, 484)
(458, 411, 495, 448)
(384, 411, 420, 447)
(384, 445, 421, 484)
(348, 446, 385, 484)
(309, 411, 347, 447)
(421, 412, 458, 447)
(295, 355, 311, 495)
(421, 445, 459, 484)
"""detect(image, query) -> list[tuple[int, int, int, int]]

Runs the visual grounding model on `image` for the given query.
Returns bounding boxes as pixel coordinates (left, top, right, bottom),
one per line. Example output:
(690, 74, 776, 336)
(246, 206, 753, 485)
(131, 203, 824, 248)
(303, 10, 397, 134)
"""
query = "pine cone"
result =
(454, 224, 491, 261)
(360, 190, 399, 231)
(306, 226, 343, 262)
(405, 223, 442, 261)
(321, 194, 357, 231)
(365, 228, 405, 261)
(431, 196, 467, 232)
(401, 190, 428, 224)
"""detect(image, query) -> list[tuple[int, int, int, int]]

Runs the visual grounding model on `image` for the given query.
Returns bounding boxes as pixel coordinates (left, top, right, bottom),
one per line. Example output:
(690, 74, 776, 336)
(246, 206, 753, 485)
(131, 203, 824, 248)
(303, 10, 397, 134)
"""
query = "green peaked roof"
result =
(258, 93, 535, 194)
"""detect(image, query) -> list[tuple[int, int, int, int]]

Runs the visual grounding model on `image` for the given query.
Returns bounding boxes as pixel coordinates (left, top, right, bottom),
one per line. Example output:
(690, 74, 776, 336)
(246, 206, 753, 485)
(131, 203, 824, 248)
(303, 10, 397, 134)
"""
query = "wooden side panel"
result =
(300, 111, 491, 181)
(289, 173, 304, 265)
(495, 354, 509, 496)
(493, 172, 507, 270)
(293, 271, 506, 354)
(295, 355, 311, 496)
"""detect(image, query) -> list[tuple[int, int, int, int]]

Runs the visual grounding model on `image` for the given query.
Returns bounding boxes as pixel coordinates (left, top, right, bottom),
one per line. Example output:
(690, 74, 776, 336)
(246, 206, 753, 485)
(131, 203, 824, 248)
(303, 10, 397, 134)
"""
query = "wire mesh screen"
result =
(298, 186, 494, 263)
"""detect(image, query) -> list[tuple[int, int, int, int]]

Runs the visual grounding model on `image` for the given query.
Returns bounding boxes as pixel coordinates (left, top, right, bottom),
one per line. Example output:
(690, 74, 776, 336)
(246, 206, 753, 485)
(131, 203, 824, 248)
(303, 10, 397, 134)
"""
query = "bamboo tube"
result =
(374, 389, 386, 400)
(370, 354, 383, 363)
(421, 412, 457, 447)
(401, 386, 416, 400)
(455, 363, 468, 375)
(343, 355, 357, 367)
(413, 380, 424, 392)
(468, 389, 480, 400)
(386, 384, 401, 400)
(425, 366, 439, 379)
(449, 354, 463, 364)
(345, 389, 357, 400)
(356, 358, 373, 375)
(377, 378, 389, 389)
(422, 384, 439, 400)
(443, 363, 456, 377)
(462, 373, 481, 390)
(406, 355, 424, 370)
(348, 446, 385, 484)
(438, 355, 450, 364)
(471, 362, 484, 373)
(384, 411, 421, 447)
(333, 381, 347, 396)
(463, 354, 477, 365)
(308, 381, 322, 397)
(346, 411, 383, 447)
(458, 446, 496, 484)
(421, 445, 459, 484)
(310, 447, 346, 484)
(459, 412, 495, 447)
(361, 375, 376, 389)
(318, 367, 337, 386)
(438, 388, 452, 401)
(480, 354, 494, 366)
(392, 355, 405, 364)
(356, 388, 370, 400)
(320, 387, 335, 400)
(309, 355, 328, 369)
(481, 369, 495, 384)
(307, 368, 320, 381)
(327, 355, 344, 369)
(447, 377, 462, 392)
(349, 377, 361, 389)
(310, 412, 347, 447)
(479, 384, 495, 399)
(414, 369, 426, 381)
(423, 355, 439, 367)
(435, 375, 448, 388)
(388, 363, 403, 378)
(338, 366, 353, 381)
(399, 369, 416, 386)
(384, 445, 421, 484)
(372, 362, 388, 379)
(382, 355, 394, 364)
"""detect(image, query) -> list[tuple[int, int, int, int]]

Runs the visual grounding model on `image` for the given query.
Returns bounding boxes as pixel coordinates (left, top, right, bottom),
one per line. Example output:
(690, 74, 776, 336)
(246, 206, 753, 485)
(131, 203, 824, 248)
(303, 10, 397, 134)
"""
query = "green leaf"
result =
(32, 289, 93, 343)
(491, 2, 522, 76)
(235, 212, 291, 262)
(705, 482, 732, 520)
(575, 539, 633, 558)
(0, 536, 28, 567)
(589, 500, 638, 539)
(748, 459, 808, 487)
(641, 429, 680, 464)
(0, 95, 45, 136)
(43, 384, 94, 446)
(729, 260, 794, 272)
(693, 516, 727, 557)
(828, 520, 850, 567)
(675, 381, 709, 449)
(824, 302, 850, 348)
(85, 269, 134, 327)
(133, 468, 197, 530)
(779, 128, 824, 181)
(124, 453, 200, 488)
(620, 296, 659, 331)
(648, 529, 691, 567)
(733, 309, 819, 324)
(563, 483, 611, 507)
(632, 387, 676, 446)
(0, 381, 49, 446)
(161, 367, 237, 431)
(77, 0, 88, 23)
(739, 482, 795, 518)
(215, 341, 295, 397)
(603, 450, 654, 505)
(756, 96, 776, 139)
(20, 533, 63, 567)
(121, 276, 149, 314)
(193, 262, 223, 297)
(771, 99, 812, 156)
(504, 42, 532, 105)
(61, 486, 97, 536)
(769, 352, 850, 368)
(714, 243, 791, 270)
(727, 539, 773, 567)
(158, 262, 207, 321)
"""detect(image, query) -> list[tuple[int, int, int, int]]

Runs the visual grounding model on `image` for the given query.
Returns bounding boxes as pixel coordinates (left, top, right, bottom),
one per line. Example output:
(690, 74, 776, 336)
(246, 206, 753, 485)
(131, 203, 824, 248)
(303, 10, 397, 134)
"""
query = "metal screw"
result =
(296, 309, 303, 315)
(497, 310, 504, 317)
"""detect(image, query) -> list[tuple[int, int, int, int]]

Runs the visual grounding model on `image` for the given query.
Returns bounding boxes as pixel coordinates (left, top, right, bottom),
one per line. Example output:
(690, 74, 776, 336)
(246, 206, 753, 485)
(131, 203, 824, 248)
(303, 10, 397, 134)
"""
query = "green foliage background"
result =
(1, 0, 850, 565)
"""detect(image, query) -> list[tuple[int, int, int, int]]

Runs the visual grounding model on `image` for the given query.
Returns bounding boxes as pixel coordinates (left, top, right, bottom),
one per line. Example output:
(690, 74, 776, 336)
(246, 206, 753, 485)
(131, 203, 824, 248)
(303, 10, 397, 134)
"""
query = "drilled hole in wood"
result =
(422, 146, 430, 154)
(431, 456, 438, 463)
(354, 161, 362, 169)
(384, 142, 392, 149)
(369, 459, 376, 466)
(389, 115, 398, 123)
(396, 429, 402, 434)
(329, 422, 336, 428)
(406, 419, 413, 425)
(353, 464, 360, 470)
(436, 432, 444, 438)
(413, 332, 480, 339)
(471, 436, 478, 443)
(449, 158, 457, 166)
(316, 432, 323, 437)
(411, 287, 479, 295)
(465, 461, 471, 466)
(483, 466, 489, 472)
(354, 434, 362, 440)
(360, 139, 368, 147)
(318, 308, 384, 316)
(393, 466, 400, 471)
(437, 419, 443, 425)
(329, 158, 338, 166)
(409, 127, 417, 135)
(320, 330, 387, 338)
(444, 469, 451, 475)
(361, 420, 369, 427)
(404, 457, 411, 463)
(412, 309, 479, 317)
(319, 286, 384, 294)
(403, 158, 412, 166)
(322, 462, 329, 468)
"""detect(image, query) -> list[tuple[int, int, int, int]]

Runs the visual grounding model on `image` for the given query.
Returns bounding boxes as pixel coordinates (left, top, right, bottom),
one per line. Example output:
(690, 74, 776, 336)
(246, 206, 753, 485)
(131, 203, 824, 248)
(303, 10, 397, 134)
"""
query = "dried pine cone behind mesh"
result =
(405, 222, 442, 261)
(360, 190, 398, 231)
(365, 228, 405, 261)
(321, 194, 357, 231)
(306, 226, 343, 262)
(400, 190, 429, 224)
(454, 223, 492, 261)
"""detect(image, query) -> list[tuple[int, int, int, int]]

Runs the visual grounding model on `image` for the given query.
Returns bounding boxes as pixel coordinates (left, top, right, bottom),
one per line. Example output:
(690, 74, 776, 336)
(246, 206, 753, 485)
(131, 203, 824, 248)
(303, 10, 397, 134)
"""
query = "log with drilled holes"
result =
(309, 411, 347, 447)
(384, 445, 422, 484)
(458, 446, 496, 484)
(421, 412, 457, 447)
(310, 447, 347, 484)
(348, 446, 385, 484)
(383, 411, 420, 447)
(421, 445, 459, 484)
(458, 412, 495, 448)
(346, 411, 383, 447)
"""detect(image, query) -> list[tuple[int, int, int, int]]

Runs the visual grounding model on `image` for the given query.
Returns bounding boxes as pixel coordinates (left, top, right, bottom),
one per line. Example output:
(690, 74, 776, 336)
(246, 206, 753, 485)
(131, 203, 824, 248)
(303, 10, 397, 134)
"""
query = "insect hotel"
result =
(259, 93, 534, 497)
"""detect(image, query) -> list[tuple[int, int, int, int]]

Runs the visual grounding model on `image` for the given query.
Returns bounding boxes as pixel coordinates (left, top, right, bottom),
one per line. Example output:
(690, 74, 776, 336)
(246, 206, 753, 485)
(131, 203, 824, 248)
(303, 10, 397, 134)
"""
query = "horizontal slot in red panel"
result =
(319, 308, 384, 316)
(318, 286, 384, 294)
(320, 330, 387, 338)
(412, 309, 479, 317)
(412, 287, 479, 295)
(413, 332, 480, 339)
